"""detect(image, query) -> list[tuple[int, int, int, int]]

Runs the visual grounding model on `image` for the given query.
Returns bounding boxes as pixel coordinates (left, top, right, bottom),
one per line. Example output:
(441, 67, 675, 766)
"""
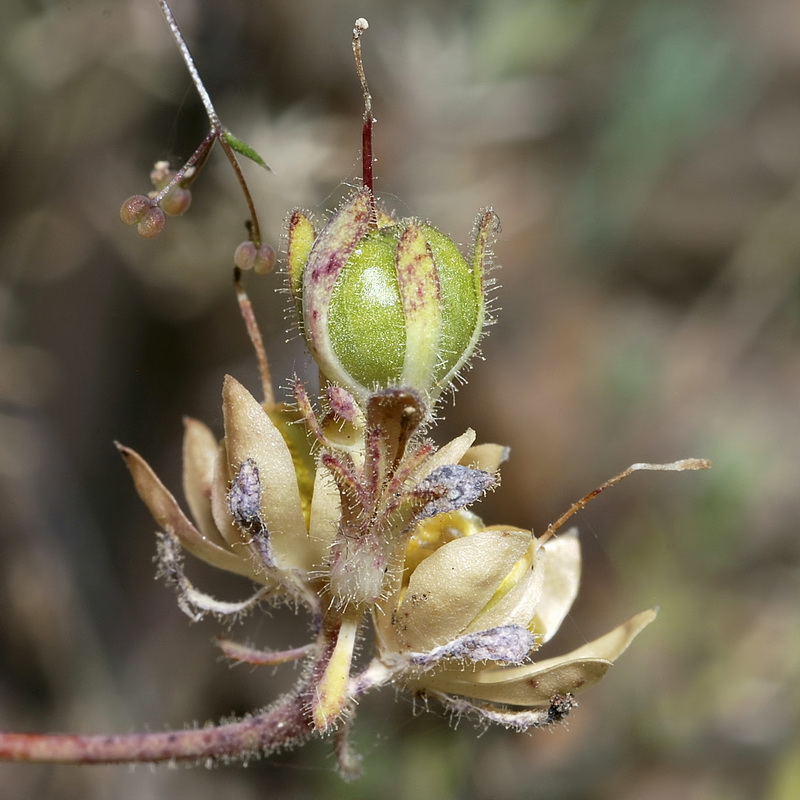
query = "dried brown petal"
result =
(117, 443, 258, 580)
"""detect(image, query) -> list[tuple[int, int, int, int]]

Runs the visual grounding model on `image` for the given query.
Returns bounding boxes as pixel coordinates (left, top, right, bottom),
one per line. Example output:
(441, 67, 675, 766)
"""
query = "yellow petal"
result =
(312, 609, 361, 730)
(419, 658, 612, 707)
(209, 440, 250, 550)
(393, 529, 531, 653)
(412, 428, 476, 484)
(460, 443, 509, 473)
(307, 463, 341, 564)
(416, 608, 656, 706)
(182, 417, 227, 548)
(117, 443, 257, 580)
(530, 529, 581, 644)
(467, 536, 543, 633)
(534, 607, 657, 665)
(222, 376, 314, 573)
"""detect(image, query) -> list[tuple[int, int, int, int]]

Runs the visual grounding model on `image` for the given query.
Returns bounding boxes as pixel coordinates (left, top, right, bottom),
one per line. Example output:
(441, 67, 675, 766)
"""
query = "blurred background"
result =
(1, 0, 799, 797)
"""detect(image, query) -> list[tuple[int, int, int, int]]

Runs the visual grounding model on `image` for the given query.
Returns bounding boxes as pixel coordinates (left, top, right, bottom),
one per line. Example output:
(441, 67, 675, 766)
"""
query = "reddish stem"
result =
(234, 269, 274, 404)
(352, 19, 377, 220)
(151, 130, 217, 206)
(216, 638, 313, 666)
(0, 693, 312, 764)
(362, 114, 374, 197)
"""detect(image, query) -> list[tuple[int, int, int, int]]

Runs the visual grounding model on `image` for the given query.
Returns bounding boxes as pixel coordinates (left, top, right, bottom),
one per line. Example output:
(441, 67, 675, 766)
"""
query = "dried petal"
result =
(530, 529, 581, 644)
(392, 529, 532, 652)
(117, 444, 258, 580)
(412, 464, 496, 521)
(222, 376, 314, 573)
(411, 625, 536, 667)
(182, 417, 227, 548)
(416, 609, 656, 706)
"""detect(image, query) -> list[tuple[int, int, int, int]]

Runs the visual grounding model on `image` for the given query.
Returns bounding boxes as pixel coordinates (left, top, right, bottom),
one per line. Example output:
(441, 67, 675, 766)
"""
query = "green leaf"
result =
(223, 130, 271, 171)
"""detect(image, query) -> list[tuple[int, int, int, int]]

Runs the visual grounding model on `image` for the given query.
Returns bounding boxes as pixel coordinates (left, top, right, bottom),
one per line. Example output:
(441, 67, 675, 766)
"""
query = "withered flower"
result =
(114, 264, 704, 749)
(0, 7, 710, 778)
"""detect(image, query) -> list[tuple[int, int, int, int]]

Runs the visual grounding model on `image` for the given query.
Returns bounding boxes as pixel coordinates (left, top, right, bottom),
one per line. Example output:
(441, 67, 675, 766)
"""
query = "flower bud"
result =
(287, 189, 499, 407)
(160, 185, 192, 217)
(234, 240, 277, 275)
(137, 206, 166, 238)
(120, 194, 152, 226)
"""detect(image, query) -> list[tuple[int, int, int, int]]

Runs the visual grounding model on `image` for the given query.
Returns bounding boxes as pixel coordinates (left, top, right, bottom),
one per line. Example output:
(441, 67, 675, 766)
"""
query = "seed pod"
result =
(287, 189, 499, 409)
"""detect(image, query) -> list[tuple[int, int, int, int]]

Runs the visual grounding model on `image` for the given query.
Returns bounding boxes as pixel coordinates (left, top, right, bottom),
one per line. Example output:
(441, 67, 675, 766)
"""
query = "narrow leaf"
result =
(223, 130, 271, 170)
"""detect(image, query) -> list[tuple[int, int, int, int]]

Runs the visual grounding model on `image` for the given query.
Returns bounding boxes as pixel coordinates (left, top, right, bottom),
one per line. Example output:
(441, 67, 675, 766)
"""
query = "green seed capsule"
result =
(287, 189, 498, 409)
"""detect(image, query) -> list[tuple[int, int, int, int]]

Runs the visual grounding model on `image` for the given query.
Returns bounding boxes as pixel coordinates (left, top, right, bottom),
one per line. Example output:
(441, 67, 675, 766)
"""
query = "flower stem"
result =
(157, 0, 264, 245)
(352, 18, 376, 219)
(150, 130, 217, 206)
(157, 0, 220, 128)
(218, 134, 264, 246)
(0, 692, 313, 764)
(234, 269, 275, 404)
(540, 458, 712, 544)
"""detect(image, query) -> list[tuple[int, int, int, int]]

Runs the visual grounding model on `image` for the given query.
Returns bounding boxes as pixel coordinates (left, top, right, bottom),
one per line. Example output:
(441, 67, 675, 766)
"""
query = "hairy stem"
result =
(0, 692, 314, 765)
(157, 0, 220, 127)
(540, 458, 712, 544)
(218, 135, 263, 246)
(352, 18, 376, 218)
(151, 130, 216, 206)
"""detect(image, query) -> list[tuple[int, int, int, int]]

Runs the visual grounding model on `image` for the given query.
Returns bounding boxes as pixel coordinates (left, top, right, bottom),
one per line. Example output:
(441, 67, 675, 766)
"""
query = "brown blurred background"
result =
(1, 0, 799, 797)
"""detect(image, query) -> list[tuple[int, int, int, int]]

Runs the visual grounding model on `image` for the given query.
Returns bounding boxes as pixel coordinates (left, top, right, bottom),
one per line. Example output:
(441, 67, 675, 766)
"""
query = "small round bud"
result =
(253, 242, 277, 275)
(137, 206, 166, 238)
(160, 186, 192, 217)
(149, 161, 173, 189)
(120, 195, 152, 226)
(234, 240, 257, 271)
(234, 240, 277, 275)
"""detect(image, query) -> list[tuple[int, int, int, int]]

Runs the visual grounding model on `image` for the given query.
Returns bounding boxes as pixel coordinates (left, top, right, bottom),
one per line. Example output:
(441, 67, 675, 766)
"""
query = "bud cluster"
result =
(119, 160, 193, 239)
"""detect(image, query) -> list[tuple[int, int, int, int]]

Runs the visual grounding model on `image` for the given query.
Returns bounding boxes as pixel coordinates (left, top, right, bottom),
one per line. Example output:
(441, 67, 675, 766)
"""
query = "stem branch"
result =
(157, 0, 220, 127)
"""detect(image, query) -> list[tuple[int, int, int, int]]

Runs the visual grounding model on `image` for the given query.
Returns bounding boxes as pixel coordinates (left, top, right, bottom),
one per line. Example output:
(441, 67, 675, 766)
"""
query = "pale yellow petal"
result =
(393, 529, 531, 652)
(413, 608, 656, 706)
(210, 441, 249, 550)
(222, 375, 314, 573)
(535, 607, 657, 665)
(182, 417, 227, 548)
(307, 462, 341, 565)
(418, 658, 612, 706)
(467, 537, 544, 633)
(460, 443, 509, 473)
(312, 608, 360, 730)
(414, 428, 476, 481)
(530, 529, 581, 644)
(117, 443, 257, 580)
